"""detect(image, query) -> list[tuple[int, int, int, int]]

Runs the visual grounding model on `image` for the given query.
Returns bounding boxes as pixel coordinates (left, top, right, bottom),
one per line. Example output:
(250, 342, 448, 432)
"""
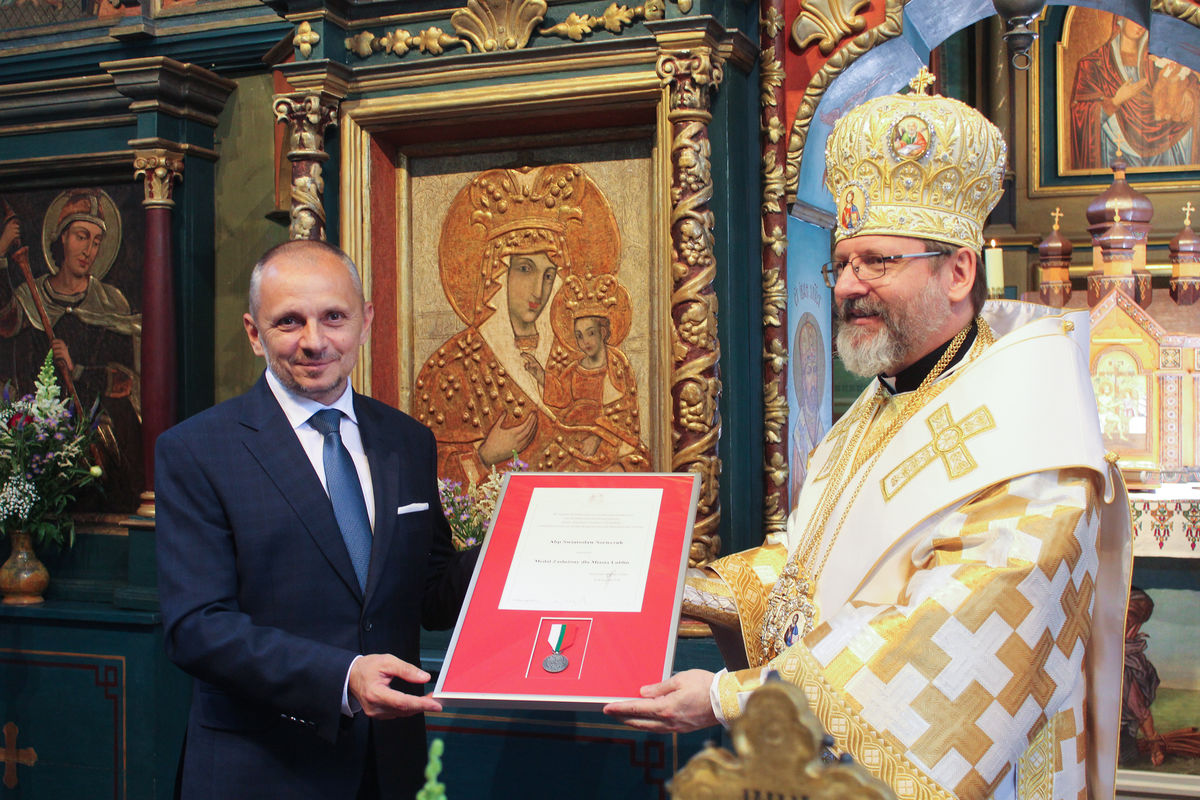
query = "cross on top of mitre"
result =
(1184, 201, 1195, 228)
(909, 67, 936, 95)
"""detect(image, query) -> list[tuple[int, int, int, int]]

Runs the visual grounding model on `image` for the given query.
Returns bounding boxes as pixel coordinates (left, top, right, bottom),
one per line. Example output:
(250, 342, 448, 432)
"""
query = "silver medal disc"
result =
(542, 653, 569, 673)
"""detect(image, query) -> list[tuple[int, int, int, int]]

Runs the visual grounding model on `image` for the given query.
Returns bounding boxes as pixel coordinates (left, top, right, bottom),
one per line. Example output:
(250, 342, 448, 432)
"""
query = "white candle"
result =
(984, 240, 1004, 297)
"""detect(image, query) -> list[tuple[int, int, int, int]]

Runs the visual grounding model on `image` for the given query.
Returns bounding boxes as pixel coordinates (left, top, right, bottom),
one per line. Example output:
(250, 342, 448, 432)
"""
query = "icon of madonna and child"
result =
(414, 164, 652, 487)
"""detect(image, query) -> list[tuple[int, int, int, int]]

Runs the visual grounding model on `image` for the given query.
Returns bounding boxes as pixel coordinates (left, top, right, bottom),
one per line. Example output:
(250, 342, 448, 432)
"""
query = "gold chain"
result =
(799, 317, 989, 582)
(758, 317, 993, 662)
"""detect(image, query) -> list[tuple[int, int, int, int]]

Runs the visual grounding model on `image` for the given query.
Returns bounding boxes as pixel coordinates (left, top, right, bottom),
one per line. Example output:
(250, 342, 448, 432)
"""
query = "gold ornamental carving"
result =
(761, 5, 785, 39)
(760, 0, 789, 540)
(658, 48, 724, 567)
(1152, 0, 1200, 27)
(669, 677, 897, 800)
(133, 149, 183, 209)
(761, 150, 785, 215)
(294, 20, 320, 59)
(785, 0, 905, 197)
(792, 0, 871, 55)
(452, 0, 547, 51)
(759, 45, 784, 108)
(273, 93, 338, 241)
(541, 4, 639, 41)
(342, 0, 694, 59)
(346, 27, 465, 58)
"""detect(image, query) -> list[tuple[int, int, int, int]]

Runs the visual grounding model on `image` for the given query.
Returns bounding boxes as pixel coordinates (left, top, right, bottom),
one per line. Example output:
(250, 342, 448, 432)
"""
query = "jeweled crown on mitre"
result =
(823, 67, 1007, 251)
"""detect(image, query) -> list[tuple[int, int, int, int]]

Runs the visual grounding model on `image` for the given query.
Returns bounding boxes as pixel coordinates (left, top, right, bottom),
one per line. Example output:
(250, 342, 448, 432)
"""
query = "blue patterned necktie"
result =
(308, 408, 372, 591)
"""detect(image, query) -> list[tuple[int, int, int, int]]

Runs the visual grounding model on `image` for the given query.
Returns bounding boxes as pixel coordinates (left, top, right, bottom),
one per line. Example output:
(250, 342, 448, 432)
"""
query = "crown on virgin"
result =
(823, 67, 1007, 252)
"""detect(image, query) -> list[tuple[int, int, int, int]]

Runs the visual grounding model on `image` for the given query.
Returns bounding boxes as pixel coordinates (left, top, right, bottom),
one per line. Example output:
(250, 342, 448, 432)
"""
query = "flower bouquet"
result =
(0, 351, 102, 604)
(437, 455, 526, 551)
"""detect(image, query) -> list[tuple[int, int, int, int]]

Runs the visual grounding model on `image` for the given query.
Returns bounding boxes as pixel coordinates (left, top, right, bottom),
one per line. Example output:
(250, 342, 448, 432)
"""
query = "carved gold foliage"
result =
(274, 93, 337, 241)
(763, 491, 786, 534)
(350, 27, 467, 58)
(416, 27, 459, 54)
(346, 31, 376, 58)
(294, 20, 320, 59)
(762, 150, 784, 215)
(762, 265, 786, 323)
(764, 115, 785, 144)
(451, 0, 547, 52)
(274, 93, 337, 156)
(133, 150, 183, 207)
(291, 164, 325, 241)
(765, 448, 787, 486)
(661, 49, 724, 566)
(1153, 0, 1200, 26)
(786, 0, 904, 197)
(378, 29, 413, 56)
(541, 3, 638, 41)
(672, 679, 895, 800)
(762, 222, 787, 257)
(760, 46, 784, 107)
(763, 338, 786, 377)
(658, 50, 725, 116)
(761, 5, 786, 39)
(792, 0, 870, 55)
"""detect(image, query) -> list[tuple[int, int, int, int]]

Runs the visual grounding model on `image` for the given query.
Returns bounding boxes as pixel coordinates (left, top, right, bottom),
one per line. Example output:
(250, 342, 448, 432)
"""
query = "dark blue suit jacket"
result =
(156, 376, 475, 799)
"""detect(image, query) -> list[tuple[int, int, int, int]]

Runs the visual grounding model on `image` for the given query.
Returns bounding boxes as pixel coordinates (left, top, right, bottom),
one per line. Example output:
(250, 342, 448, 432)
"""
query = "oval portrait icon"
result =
(891, 114, 931, 160)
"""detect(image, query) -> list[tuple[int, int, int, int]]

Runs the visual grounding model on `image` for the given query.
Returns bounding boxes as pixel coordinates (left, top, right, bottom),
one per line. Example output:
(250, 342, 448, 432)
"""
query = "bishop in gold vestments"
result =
(605, 71, 1132, 800)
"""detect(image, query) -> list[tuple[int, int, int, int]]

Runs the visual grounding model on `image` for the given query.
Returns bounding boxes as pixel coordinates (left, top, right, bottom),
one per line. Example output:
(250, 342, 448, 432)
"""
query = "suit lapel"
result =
(239, 377, 363, 601)
(357, 395, 400, 601)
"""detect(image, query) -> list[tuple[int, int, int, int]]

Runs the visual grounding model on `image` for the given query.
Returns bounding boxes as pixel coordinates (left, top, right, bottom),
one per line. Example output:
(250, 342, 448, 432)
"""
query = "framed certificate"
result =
(433, 472, 700, 710)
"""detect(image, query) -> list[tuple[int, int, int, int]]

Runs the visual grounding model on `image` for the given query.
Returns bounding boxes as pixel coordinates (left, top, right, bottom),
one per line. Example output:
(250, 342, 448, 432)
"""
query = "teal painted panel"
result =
(0, 602, 190, 800)
(427, 707, 718, 799)
(0, 129, 136, 164)
(0, 651, 124, 799)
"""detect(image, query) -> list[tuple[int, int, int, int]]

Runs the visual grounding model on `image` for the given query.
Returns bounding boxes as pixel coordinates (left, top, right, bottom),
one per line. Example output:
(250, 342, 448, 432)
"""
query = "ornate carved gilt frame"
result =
(336, 55, 726, 566)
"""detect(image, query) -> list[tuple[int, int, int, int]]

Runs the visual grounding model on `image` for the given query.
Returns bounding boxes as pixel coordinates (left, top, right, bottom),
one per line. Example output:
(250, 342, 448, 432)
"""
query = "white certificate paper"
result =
(498, 486, 663, 612)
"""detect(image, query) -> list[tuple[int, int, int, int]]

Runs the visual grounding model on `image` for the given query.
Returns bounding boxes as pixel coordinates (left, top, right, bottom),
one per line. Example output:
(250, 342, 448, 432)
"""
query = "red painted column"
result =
(133, 149, 182, 517)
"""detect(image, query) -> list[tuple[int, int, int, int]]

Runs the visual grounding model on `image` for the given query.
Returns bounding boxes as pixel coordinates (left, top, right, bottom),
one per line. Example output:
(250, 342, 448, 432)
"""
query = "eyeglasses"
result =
(820, 251, 946, 288)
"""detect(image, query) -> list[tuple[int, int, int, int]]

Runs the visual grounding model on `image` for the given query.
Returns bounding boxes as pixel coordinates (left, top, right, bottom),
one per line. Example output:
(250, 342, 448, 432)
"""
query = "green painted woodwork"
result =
(0, 599, 191, 800)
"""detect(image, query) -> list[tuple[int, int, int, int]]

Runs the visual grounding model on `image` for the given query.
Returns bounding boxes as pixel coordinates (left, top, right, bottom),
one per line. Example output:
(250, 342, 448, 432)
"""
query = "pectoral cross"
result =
(881, 403, 995, 500)
(1, 722, 37, 789)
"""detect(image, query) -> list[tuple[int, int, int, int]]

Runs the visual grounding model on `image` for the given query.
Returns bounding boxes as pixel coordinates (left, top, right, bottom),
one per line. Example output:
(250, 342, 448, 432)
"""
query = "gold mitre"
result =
(824, 67, 1007, 251)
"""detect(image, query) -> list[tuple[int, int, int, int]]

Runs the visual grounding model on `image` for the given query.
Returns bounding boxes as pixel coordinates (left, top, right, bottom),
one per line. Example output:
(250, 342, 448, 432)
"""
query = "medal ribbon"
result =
(547, 623, 567, 654)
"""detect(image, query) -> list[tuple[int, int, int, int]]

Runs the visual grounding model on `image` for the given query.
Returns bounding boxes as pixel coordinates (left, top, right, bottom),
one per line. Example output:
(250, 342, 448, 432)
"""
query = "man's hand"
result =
(602, 669, 719, 733)
(478, 411, 537, 467)
(348, 653, 442, 719)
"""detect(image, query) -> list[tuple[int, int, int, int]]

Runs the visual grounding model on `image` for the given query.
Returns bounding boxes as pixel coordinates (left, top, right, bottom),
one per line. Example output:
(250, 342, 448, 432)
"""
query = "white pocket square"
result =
(396, 502, 429, 515)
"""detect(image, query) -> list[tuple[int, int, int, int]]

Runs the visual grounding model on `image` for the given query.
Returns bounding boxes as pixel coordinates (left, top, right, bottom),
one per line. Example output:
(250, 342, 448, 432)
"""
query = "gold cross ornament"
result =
(881, 403, 996, 500)
(909, 66, 936, 95)
(1184, 201, 1195, 227)
(1051, 207, 1063, 230)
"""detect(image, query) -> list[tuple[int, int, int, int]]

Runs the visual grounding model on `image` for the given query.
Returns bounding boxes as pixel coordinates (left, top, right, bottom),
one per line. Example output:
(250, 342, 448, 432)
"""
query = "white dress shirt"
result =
(263, 369, 372, 715)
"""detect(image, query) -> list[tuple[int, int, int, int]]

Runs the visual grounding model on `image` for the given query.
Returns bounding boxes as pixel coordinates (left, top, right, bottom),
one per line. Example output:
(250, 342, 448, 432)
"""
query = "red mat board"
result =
(433, 472, 699, 709)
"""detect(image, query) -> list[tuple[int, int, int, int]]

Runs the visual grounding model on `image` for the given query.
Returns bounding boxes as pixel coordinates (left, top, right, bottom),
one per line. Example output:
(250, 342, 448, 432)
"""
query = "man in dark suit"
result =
(156, 239, 475, 799)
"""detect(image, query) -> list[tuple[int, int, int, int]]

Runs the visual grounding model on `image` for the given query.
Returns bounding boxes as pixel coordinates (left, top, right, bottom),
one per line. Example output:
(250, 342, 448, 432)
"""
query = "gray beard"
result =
(835, 279, 951, 378)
